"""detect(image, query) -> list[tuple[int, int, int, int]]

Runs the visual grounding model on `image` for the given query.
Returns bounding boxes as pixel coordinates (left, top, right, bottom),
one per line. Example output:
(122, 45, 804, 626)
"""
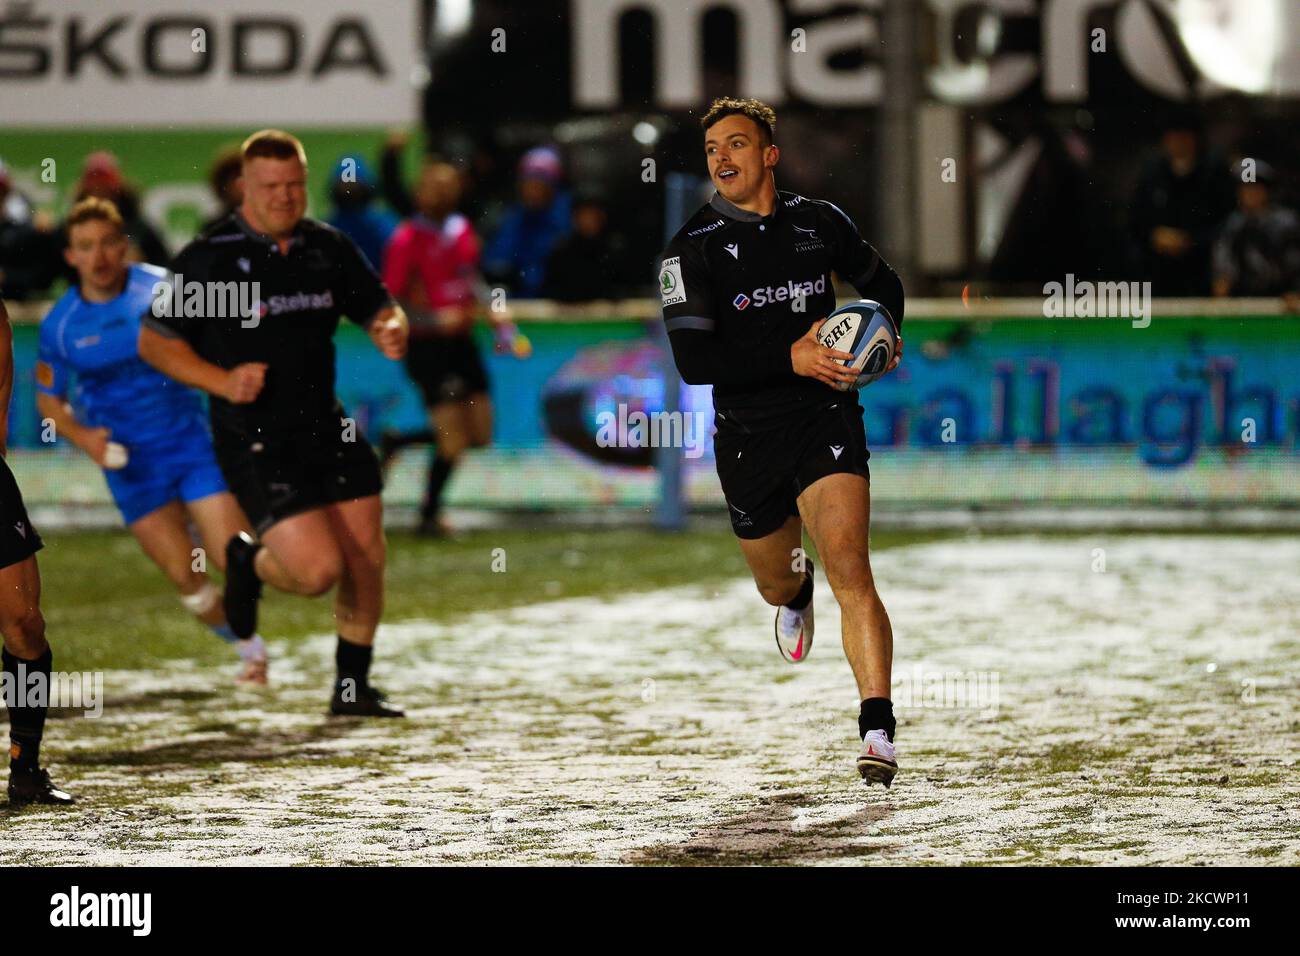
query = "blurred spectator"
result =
(543, 189, 637, 301)
(1, 160, 34, 224)
(985, 116, 1112, 284)
(1212, 162, 1300, 302)
(70, 151, 170, 266)
(378, 132, 502, 244)
(380, 161, 518, 536)
(1128, 116, 1235, 296)
(0, 159, 60, 300)
(199, 146, 244, 234)
(326, 155, 398, 270)
(481, 146, 571, 297)
(379, 130, 415, 218)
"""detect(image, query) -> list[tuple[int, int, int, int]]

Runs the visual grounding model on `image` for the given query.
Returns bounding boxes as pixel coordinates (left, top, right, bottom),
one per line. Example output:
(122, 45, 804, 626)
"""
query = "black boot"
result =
(8, 767, 75, 806)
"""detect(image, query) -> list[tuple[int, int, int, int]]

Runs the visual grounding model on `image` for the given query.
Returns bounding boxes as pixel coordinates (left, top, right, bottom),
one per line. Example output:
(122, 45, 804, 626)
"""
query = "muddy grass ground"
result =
(2, 529, 1297, 865)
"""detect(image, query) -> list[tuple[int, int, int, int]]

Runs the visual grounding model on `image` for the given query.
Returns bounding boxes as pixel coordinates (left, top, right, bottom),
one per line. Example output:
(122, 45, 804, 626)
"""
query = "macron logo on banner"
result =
(733, 293, 751, 310)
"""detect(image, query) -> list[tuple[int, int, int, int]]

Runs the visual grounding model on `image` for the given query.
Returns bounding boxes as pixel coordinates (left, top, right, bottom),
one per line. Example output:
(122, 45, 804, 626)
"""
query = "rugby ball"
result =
(815, 299, 898, 391)
(103, 442, 129, 470)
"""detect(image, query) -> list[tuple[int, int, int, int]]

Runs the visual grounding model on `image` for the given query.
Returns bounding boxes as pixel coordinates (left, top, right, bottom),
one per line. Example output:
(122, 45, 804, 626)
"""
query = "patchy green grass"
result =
(3, 531, 1298, 866)
(37, 527, 950, 671)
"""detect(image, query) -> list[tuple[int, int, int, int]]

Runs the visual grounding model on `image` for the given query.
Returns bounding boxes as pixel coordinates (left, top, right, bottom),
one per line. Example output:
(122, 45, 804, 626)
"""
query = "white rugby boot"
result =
(857, 729, 898, 788)
(774, 561, 814, 663)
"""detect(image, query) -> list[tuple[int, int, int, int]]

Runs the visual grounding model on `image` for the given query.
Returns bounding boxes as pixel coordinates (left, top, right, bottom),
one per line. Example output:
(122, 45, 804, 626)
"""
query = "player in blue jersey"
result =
(35, 198, 269, 684)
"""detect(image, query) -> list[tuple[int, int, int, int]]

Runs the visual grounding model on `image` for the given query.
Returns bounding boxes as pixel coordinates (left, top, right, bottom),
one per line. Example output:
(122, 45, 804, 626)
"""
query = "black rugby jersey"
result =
(659, 190, 903, 428)
(144, 212, 392, 438)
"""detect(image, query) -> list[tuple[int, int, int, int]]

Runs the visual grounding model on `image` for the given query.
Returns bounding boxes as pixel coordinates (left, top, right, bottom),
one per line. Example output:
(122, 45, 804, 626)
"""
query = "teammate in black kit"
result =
(660, 98, 904, 786)
(1, 299, 74, 804)
(140, 130, 410, 717)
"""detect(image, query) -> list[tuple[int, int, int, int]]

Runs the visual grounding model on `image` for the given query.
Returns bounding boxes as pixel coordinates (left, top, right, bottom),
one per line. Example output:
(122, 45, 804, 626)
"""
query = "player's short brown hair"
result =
(65, 196, 124, 237)
(241, 129, 308, 166)
(700, 97, 776, 145)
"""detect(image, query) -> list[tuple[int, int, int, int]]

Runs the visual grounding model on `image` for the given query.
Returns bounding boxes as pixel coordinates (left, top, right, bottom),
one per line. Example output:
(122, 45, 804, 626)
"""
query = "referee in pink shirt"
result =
(381, 161, 521, 536)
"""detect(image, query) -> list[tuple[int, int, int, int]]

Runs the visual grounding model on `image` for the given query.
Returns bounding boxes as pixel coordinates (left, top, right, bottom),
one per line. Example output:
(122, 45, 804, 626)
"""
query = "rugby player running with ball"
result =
(140, 130, 410, 717)
(659, 98, 905, 786)
(37, 198, 269, 685)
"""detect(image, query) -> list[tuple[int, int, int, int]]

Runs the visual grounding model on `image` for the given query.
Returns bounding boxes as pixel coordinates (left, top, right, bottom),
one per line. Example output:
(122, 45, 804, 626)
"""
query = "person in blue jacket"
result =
(326, 155, 398, 270)
(481, 146, 571, 297)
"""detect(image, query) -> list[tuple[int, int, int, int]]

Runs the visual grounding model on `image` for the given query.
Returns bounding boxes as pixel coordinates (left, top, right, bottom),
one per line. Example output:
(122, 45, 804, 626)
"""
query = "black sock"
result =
(389, 429, 436, 451)
(406, 429, 437, 447)
(787, 561, 814, 611)
(421, 454, 455, 520)
(4, 646, 52, 771)
(335, 637, 373, 689)
(859, 697, 896, 743)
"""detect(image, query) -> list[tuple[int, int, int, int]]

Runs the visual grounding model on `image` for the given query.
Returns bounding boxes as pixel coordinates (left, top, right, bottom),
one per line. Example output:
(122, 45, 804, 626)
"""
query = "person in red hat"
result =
(64, 151, 170, 268)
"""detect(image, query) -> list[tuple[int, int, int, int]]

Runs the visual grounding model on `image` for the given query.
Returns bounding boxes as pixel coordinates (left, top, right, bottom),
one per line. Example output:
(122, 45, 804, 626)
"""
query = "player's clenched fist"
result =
(79, 426, 112, 466)
(370, 309, 409, 360)
(791, 320, 859, 388)
(223, 362, 268, 404)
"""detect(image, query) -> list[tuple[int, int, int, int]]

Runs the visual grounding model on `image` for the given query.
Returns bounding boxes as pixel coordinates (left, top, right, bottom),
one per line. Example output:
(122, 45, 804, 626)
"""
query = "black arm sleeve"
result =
(667, 327, 793, 387)
(855, 256, 905, 328)
(822, 200, 905, 327)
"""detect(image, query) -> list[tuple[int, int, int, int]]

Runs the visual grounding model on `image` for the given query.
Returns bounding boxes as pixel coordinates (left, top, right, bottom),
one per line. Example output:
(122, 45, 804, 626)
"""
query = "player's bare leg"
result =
(134, 499, 276, 684)
(130, 501, 221, 621)
(249, 536, 302, 594)
(221, 508, 342, 643)
(1, 556, 73, 805)
(465, 391, 493, 450)
(737, 515, 803, 604)
(326, 495, 386, 646)
(183, 492, 270, 682)
(737, 515, 817, 662)
(797, 475, 891, 695)
(420, 401, 470, 535)
(322, 495, 400, 717)
(258, 510, 345, 597)
(221, 503, 397, 716)
(797, 472, 898, 786)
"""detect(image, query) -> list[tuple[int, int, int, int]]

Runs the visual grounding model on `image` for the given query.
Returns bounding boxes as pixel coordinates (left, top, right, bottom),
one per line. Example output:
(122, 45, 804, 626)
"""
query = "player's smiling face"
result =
(241, 156, 308, 238)
(65, 219, 128, 299)
(704, 114, 776, 205)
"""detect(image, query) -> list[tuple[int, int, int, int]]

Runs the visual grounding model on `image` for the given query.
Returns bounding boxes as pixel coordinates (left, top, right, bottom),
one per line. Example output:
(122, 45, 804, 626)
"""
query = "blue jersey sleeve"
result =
(35, 313, 69, 398)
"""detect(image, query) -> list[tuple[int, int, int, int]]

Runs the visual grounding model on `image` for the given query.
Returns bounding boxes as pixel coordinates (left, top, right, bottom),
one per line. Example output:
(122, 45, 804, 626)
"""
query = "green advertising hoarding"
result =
(0, 128, 417, 257)
(6, 307, 1298, 522)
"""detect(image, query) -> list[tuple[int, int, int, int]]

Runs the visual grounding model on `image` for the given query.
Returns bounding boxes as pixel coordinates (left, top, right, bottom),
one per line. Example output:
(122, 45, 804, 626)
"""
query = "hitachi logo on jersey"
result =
(736, 274, 827, 309)
(687, 218, 726, 237)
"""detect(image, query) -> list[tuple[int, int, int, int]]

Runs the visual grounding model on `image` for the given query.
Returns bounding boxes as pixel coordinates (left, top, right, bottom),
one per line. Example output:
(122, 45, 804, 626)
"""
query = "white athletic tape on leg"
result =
(180, 582, 220, 616)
